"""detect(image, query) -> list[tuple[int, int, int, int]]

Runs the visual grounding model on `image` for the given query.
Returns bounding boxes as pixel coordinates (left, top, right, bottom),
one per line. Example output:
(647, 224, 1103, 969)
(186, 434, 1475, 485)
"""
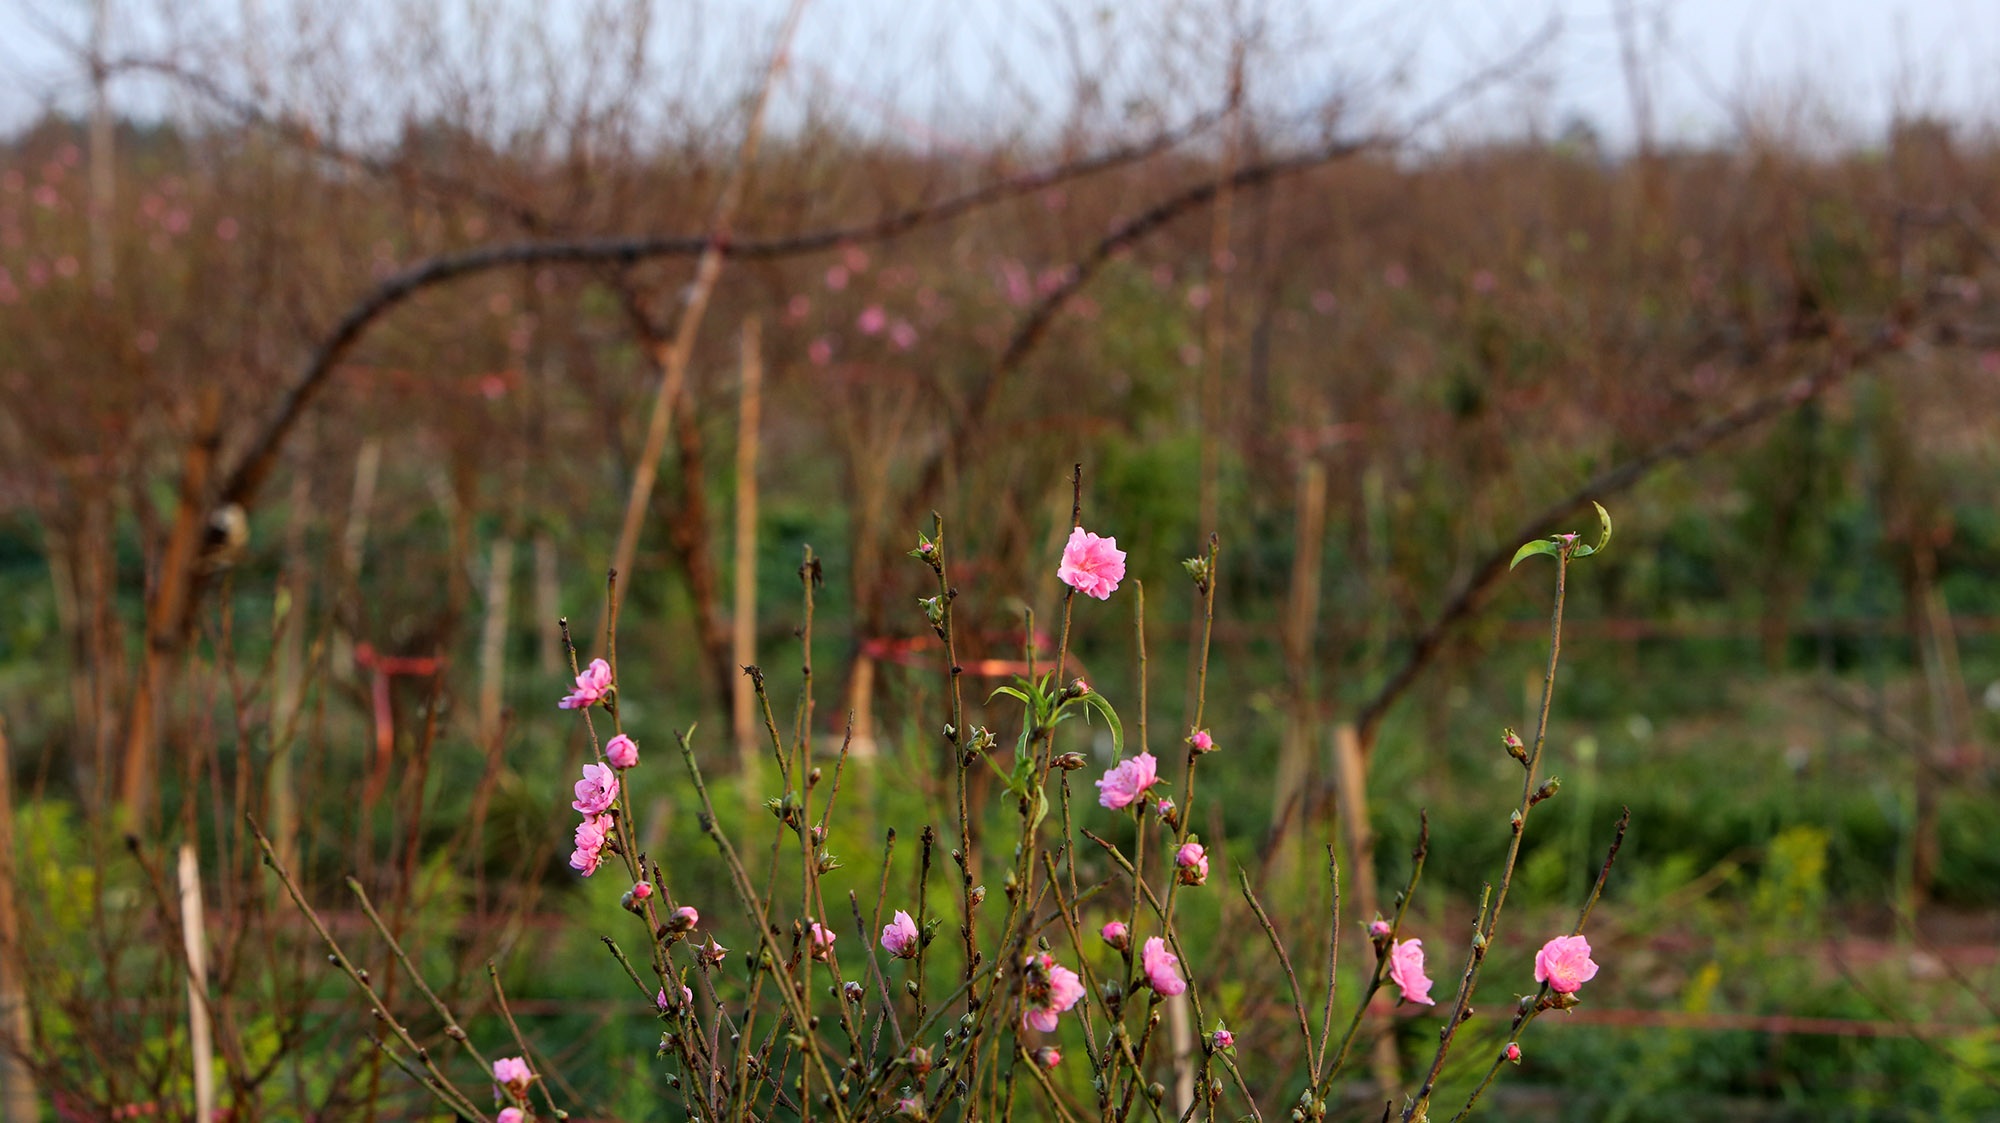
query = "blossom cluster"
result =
(559, 659, 644, 877)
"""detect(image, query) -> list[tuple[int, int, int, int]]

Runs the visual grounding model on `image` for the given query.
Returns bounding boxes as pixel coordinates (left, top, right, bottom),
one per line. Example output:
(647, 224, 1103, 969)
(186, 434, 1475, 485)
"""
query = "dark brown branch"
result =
(1351, 327, 1907, 749)
(210, 113, 1223, 520)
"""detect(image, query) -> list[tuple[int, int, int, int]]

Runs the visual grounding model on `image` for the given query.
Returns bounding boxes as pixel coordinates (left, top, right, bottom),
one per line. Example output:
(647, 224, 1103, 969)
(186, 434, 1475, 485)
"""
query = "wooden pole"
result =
(733, 318, 763, 768)
(1269, 458, 1327, 855)
(1332, 722, 1398, 1092)
(477, 537, 516, 747)
(0, 718, 40, 1123)
(270, 466, 312, 878)
(177, 844, 215, 1123)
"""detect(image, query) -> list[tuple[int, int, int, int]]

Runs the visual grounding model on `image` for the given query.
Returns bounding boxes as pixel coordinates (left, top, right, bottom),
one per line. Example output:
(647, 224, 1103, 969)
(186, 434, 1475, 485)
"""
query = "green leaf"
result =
(1074, 692, 1125, 758)
(1510, 539, 1560, 570)
(988, 685, 1031, 707)
(1570, 500, 1613, 560)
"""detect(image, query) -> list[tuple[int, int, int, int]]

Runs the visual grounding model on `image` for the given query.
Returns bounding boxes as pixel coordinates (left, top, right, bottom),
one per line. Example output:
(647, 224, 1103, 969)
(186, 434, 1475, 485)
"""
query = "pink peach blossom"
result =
(810, 921, 836, 961)
(569, 817, 607, 876)
(630, 881, 652, 901)
(1142, 937, 1186, 996)
(1176, 842, 1209, 885)
(1534, 934, 1599, 994)
(1095, 752, 1159, 810)
(1033, 1046, 1061, 1067)
(1504, 1041, 1521, 1062)
(881, 909, 919, 958)
(605, 733, 639, 769)
(1388, 939, 1435, 1006)
(1020, 954, 1084, 1032)
(1058, 527, 1126, 600)
(655, 984, 693, 1012)
(1212, 1026, 1234, 1050)
(560, 658, 612, 709)
(1101, 920, 1129, 949)
(1367, 919, 1392, 940)
(498, 1109, 525, 1123)
(1189, 729, 1214, 753)
(492, 1056, 533, 1095)
(571, 763, 619, 815)
(669, 905, 699, 931)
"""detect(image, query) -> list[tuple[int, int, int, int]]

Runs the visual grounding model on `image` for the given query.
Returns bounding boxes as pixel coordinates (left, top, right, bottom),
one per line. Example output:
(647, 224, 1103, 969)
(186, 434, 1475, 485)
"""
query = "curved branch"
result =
(211, 113, 1223, 515)
(1350, 326, 1908, 749)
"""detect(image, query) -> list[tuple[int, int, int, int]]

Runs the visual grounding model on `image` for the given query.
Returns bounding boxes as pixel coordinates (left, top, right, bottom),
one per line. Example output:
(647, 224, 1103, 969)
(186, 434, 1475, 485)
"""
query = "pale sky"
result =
(1, 0, 1996, 151)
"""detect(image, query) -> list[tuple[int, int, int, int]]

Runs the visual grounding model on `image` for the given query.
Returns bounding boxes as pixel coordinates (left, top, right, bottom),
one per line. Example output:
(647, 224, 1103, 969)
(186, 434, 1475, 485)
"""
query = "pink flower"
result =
(1212, 1026, 1234, 1051)
(1141, 937, 1187, 997)
(857, 305, 887, 335)
(881, 909, 919, 958)
(1388, 939, 1435, 1006)
(698, 937, 728, 965)
(571, 763, 619, 815)
(1101, 921, 1129, 950)
(560, 658, 612, 709)
(498, 1110, 525, 1123)
(1367, 919, 1392, 940)
(669, 905, 699, 931)
(1020, 954, 1084, 1033)
(1095, 752, 1159, 810)
(656, 984, 693, 1012)
(809, 921, 836, 961)
(1189, 729, 1214, 753)
(1058, 527, 1127, 600)
(631, 881, 652, 901)
(569, 817, 607, 876)
(1155, 797, 1176, 822)
(1504, 1041, 1521, 1063)
(492, 1056, 533, 1096)
(605, 733, 639, 769)
(1534, 934, 1599, 994)
(1175, 842, 1209, 886)
(1032, 1046, 1061, 1068)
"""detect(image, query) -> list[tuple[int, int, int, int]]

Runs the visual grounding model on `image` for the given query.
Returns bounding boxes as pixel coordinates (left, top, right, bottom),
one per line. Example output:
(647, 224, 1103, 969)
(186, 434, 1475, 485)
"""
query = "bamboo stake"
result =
(1269, 458, 1327, 857)
(534, 533, 560, 677)
(477, 537, 516, 747)
(605, 0, 808, 619)
(178, 844, 215, 1123)
(1332, 722, 1397, 1092)
(334, 437, 382, 679)
(271, 466, 312, 878)
(733, 317, 763, 766)
(0, 718, 38, 1123)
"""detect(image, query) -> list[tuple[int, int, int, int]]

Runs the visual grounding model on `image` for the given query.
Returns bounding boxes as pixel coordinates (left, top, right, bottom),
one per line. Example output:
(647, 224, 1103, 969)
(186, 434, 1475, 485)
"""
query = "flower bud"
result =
(1188, 729, 1215, 754)
(843, 981, 865, 1003)
(1032, 1046, 1062, 1068)
(1501, 727, 1527, 764)
(1101, 920, 1130, 950)
(1504, 1041, 1522, 1063)
(1053, 752, 1088, 771)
